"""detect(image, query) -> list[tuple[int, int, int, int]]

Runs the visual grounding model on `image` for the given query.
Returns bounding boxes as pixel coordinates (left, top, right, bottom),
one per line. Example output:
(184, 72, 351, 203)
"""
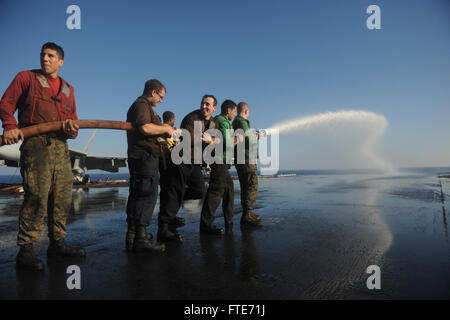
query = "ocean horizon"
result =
(1, 166, 449, 185)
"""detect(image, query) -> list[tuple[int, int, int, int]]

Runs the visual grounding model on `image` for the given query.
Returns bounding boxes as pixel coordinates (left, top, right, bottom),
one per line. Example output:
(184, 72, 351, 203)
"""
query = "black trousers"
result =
(126, 149, 159, 227)
(158, 162, 205, 225)
(200, 164, 234, 229)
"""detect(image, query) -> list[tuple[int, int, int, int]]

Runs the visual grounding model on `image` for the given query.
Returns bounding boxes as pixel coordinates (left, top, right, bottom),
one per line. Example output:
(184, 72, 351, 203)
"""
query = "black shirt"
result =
(180, 109, 217, 164)
(126, 96, 162, 154)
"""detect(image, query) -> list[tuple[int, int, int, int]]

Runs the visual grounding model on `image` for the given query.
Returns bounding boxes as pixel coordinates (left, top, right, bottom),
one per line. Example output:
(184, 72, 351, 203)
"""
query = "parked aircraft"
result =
(0, 130, 127, 178)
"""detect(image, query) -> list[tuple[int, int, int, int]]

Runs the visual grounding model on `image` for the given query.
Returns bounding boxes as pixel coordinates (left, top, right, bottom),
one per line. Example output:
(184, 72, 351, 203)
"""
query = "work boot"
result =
(16, 244, 44, 271)
(249, 211, 262, 221)
(126, 226, 153, 252)
(133, 227, 166, 253)
(47, 240, 86, 258)
(241, 212, 263, 227)
(157, 224, 183, 242)
(169, 216, 185, 227)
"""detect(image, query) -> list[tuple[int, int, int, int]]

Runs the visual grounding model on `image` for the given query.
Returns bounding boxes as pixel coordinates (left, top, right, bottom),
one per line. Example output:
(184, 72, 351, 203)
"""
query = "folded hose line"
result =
(0, 120, 134, 146)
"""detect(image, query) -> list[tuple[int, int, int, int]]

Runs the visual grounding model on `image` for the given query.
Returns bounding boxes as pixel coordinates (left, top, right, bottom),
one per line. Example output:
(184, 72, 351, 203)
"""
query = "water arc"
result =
(266, 110, 393, 172)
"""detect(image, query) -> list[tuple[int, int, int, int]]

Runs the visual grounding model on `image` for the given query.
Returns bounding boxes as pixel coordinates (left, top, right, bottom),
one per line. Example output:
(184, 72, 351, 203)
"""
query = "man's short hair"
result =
(41, 42, 64, 59)
(237, 102, 249, 114)
(201, 94, 217, 106)
(143, 79, 166, 97)
(163, 111, 175, 123)
(221, 99, 237, 114)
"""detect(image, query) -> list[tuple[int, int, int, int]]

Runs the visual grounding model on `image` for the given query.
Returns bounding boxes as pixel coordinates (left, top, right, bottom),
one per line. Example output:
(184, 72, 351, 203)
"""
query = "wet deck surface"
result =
(0, 172, 449, 300)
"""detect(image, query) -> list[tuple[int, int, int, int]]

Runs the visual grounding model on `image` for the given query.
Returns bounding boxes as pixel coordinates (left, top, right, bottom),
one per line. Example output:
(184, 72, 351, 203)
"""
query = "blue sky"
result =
(0, 0, 449, 171)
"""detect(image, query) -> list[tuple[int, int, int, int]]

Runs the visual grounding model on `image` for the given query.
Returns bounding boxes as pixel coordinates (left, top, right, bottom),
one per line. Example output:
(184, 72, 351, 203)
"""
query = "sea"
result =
(1, 166, 449, 184)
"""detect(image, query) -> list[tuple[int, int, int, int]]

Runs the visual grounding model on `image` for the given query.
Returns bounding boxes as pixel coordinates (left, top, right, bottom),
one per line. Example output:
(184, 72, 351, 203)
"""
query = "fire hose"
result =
(0, 120, 134, 147)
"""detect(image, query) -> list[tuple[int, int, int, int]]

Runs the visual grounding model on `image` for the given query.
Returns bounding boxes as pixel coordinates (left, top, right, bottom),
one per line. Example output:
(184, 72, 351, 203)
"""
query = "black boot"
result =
(126, 226, 153, 252)
(133, 226, 166, 253)
(16, 244, 44, 271)
(157, 223, 183, 242)
(47, 240, 86, 258)
(241, 212, 263, 227)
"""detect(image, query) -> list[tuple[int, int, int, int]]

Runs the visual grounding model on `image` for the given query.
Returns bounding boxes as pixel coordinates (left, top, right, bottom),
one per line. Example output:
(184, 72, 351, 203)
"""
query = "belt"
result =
(24, 133, 67, 145)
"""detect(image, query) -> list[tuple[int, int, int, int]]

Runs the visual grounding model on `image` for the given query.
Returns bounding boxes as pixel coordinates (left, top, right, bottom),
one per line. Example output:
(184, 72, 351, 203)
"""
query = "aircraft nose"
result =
(0, 142, 22, 162)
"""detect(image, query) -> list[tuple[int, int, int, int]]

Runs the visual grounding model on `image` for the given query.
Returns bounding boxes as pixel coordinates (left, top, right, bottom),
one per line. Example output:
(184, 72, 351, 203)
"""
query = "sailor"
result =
(0, 42, 86, 271)
(158, 110, 185, 227)
(232, 102, 264, 227)
(125, 79, 175, 253)
(199, 99, 243, 234)
(159, 111, 179, 171)
(157, 94, 218, 241)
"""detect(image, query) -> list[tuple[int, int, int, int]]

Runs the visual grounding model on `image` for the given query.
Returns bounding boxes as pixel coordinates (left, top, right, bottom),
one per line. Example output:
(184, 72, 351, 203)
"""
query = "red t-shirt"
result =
(46, 76, 61, 96)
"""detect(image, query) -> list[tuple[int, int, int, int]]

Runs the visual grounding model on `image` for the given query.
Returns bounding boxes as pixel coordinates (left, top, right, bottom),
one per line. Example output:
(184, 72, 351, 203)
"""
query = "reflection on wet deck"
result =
(0, 172, 449, 299)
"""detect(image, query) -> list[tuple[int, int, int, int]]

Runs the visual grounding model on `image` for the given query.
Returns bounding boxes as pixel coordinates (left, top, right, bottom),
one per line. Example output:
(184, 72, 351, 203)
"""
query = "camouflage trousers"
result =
(235, 164, 259, 214)
(18, 136, 73, 246)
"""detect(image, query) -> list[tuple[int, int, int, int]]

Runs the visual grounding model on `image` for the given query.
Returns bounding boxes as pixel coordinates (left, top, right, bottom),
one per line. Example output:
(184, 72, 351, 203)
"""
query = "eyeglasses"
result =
(155, 91, 164, 101)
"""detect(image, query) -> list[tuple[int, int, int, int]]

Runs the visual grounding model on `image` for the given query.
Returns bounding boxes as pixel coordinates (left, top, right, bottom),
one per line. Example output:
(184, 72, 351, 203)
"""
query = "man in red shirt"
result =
(0, 42, 85, 271)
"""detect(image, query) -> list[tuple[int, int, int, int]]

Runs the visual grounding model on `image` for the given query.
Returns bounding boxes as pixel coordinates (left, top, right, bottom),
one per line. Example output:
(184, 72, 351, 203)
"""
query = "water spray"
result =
(264, 110, 393, 172)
